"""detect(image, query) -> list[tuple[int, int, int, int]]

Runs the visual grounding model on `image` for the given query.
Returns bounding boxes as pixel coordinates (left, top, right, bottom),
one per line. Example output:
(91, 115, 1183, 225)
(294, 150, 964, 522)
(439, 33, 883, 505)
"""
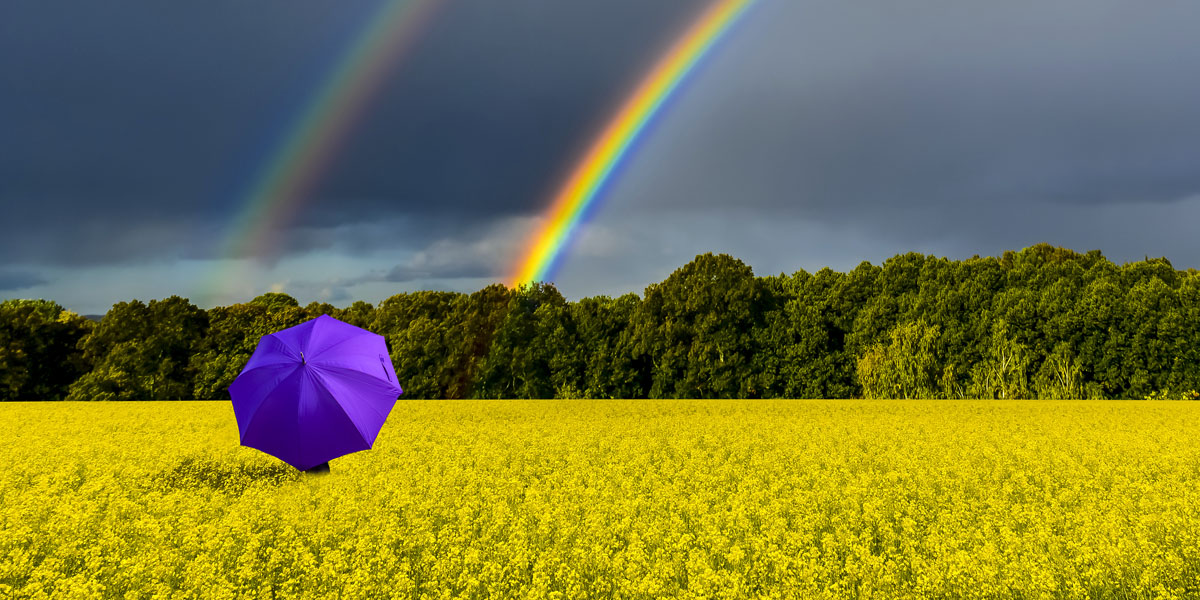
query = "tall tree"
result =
(0, 300, 93, 401)
(755, 268, 861, 399)
(189, 299, 306, 400)
(336, 300, 375, 330)
(1121, 277, 1179, 397)
(968, 320, 1032, 399)
(478, 283, 571, 399)
(303, 301, 338, 319)
(856, 320, 942, 399)
(446, 284, 511, 399)
(248, 292, 300, 312)
(68, 296, 208, 401)
(573, 294, 645, 399)
(1033, 343, 1084, 399)
(631, 253, 767, 398)
(1168, 271, 1200, 393)
(374, 291, 463, 399)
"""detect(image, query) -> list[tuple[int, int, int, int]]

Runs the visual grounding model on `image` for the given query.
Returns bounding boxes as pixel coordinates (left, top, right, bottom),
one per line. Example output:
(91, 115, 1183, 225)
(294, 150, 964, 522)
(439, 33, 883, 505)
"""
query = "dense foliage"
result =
(3, 244, 1199, 400)
(0, 300, 92, 401)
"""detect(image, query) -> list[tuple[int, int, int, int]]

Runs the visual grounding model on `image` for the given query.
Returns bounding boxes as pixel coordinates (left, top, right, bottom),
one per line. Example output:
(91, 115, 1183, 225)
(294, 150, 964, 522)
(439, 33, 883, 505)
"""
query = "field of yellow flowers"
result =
(3, 400, 1200, 599)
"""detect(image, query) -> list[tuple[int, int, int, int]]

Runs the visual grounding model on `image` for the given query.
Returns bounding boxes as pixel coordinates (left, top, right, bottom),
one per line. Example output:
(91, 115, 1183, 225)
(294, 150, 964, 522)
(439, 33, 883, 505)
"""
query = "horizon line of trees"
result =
(3, 243, 1199, 401)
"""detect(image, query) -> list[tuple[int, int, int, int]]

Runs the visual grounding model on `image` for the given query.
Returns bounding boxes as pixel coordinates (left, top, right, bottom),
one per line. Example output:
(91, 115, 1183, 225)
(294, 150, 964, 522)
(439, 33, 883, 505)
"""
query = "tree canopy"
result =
(4, 245, 1199, 400)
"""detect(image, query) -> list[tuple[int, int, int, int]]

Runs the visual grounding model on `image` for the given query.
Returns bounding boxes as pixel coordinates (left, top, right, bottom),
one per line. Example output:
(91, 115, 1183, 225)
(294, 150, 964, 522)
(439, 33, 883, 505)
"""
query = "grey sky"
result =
(2, 0, 1198, 313)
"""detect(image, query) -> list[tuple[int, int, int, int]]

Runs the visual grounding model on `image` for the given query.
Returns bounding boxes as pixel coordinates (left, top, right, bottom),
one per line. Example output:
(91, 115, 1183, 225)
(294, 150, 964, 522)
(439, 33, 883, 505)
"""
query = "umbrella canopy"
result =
(229, 314, 403, 470)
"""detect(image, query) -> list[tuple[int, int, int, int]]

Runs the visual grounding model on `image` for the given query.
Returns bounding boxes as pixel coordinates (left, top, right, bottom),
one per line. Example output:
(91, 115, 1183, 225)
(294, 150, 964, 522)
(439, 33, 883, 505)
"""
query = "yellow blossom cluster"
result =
(2, 400, 1200, 599)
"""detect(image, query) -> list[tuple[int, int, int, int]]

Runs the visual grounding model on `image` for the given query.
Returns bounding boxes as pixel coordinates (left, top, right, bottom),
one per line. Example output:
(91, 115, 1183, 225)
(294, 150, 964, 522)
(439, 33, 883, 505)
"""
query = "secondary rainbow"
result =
(206, 0, 442, 306)
(508, 0, 756, 289)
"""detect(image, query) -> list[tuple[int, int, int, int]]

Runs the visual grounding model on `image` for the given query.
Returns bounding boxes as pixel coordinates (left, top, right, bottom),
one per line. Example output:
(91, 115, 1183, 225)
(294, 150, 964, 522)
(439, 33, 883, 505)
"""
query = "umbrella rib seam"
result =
(309, 368, 374, 444)
(240, 366, 302, 444)
(311, 363, 397, 425)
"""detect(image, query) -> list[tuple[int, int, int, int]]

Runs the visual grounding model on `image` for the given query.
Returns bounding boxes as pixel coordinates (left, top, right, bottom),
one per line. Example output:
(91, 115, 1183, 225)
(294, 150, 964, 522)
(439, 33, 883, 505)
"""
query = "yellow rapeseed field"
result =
(2, 400, 1200, 599)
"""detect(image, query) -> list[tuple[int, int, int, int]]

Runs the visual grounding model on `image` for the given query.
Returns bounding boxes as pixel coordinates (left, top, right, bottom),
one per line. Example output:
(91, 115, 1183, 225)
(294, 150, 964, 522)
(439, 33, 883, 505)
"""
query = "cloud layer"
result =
(4, 0, 1200, 312)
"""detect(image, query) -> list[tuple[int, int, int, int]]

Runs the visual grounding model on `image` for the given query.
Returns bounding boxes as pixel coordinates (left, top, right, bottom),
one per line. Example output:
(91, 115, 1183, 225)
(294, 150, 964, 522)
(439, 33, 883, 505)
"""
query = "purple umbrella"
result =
(229, 315, 403, 471)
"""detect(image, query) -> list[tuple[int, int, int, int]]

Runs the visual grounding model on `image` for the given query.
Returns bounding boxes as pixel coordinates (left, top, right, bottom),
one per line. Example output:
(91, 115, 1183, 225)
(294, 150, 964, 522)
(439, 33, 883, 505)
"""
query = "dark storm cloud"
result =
(1, 0, 380, 263)
(0, 270, 47, 292)
(617, 0, 1200, 259)
(299, 0, 713, 224)
(7, 0, 1200, 301)
(2, 2, 367, 203)
(0, 0, 708, 265)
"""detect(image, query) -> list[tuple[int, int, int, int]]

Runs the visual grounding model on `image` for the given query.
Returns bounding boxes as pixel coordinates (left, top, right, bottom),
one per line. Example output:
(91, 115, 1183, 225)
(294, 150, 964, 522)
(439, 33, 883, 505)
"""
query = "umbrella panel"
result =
(230, 315, 403, 471)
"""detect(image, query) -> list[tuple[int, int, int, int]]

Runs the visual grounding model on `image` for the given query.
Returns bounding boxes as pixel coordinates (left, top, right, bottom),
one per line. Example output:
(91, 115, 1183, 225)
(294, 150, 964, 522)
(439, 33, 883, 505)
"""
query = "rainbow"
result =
(206, 0, 442, 306)
(508, 0, 757, 289)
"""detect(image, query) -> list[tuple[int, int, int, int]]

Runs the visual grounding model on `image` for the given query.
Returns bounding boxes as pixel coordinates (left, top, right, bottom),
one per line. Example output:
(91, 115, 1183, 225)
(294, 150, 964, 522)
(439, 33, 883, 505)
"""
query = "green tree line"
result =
(3, 244, 1199, 401)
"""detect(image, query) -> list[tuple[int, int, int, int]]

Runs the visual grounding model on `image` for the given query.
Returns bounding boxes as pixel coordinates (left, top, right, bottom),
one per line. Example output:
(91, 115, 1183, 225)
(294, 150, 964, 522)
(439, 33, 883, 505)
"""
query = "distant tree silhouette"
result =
(9, 244, 1200, 400)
